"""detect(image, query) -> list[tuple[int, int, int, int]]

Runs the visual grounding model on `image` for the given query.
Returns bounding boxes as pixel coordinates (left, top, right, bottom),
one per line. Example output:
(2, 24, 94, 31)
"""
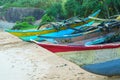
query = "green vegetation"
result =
(12, 22, 37, 30)
(21, 16, 35, 24)
(41, 14, 55, 23)
(1, 0, 120, 18)
(1, 0, 120, 29)
(12, 16, 37, 30)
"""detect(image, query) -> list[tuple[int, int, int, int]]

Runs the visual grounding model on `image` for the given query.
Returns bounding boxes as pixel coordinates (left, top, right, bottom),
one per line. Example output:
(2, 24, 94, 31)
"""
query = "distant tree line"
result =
(0, 0, 120, 22)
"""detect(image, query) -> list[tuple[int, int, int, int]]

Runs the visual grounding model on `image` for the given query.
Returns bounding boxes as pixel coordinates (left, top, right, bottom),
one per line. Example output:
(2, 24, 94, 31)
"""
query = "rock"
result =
(5, 7, 45, 22)
(0, 6, 6, 21)
(0, 21, 15, 31)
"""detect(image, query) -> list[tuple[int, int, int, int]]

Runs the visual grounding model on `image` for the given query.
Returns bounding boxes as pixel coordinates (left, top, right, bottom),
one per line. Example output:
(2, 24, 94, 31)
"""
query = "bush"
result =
(12, 22, 36, 30)
(41, 14, 55, 24)
(12, 16, 36, 30)
(21, 16, 35, 24)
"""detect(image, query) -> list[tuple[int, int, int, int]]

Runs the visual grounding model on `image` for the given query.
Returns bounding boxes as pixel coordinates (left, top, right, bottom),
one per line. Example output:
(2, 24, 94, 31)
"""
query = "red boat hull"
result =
(37, 42, 120, 53)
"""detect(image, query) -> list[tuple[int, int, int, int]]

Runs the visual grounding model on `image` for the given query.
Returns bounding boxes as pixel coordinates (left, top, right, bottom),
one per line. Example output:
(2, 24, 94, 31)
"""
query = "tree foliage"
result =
(0, 0, 120, 21)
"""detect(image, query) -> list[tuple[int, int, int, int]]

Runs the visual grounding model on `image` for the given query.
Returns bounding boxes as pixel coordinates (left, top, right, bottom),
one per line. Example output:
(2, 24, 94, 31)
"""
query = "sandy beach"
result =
(0, 32, 120, 80)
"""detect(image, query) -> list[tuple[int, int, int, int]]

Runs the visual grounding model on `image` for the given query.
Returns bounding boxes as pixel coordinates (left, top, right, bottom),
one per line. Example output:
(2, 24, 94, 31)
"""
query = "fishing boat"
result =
(31, 20, 120, 76)
(5, 10, 101, 37)
(19, 21, 94, 41)
(37, 20, 120, 44)
(32, 39, 120, 76)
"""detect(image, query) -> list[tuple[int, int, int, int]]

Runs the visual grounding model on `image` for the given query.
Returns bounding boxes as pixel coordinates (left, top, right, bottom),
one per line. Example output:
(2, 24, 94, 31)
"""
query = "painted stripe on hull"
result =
(37, 42, 120, 53)
(82, 59, 120, 76)
(38, 28, 99, 39)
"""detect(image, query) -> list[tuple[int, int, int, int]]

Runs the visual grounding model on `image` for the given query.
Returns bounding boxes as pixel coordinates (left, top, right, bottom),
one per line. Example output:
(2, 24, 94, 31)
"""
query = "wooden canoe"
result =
(32, 20, 120, 76)
(19, 21, 94, 41)
(5, 10, 101, 37)
(38, 21, 120, 44)
(33, 40, 120, 76)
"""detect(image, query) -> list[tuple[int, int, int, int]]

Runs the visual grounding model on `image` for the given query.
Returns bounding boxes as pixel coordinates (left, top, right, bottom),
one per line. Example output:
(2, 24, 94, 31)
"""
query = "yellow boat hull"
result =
(6, 10, 101, 37)
(6, 22, 85, 37)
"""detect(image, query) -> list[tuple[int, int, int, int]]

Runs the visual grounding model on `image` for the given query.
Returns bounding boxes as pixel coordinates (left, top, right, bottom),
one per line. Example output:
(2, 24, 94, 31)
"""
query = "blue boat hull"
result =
(20, 21, 94, 41)
(82, 59, 120, 76)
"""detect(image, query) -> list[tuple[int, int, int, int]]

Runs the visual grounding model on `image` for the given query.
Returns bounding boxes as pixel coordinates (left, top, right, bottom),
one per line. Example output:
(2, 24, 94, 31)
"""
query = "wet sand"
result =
(0, 32, 120, 80)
